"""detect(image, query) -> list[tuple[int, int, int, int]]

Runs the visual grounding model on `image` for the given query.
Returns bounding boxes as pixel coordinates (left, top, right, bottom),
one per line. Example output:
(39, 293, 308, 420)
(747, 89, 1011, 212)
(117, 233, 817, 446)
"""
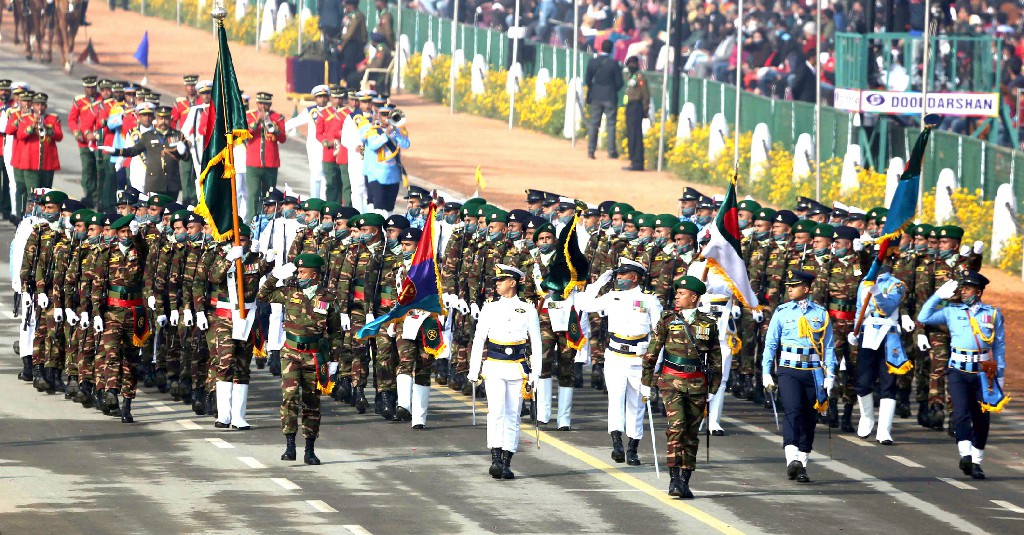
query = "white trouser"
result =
(557, 386, 574, 428)
(4, 141, 14, 212)
(536, 377, 553, 423)
(397, 374, 413, 411)
(411, 384, 430, 427)
(706, 340, 734, 431)
(20, 298, 35, 357)
(267, 303, 285, 351)
(306, 140, 324, 198)
(485, 376, 524, 452)
(605, 353, 644, 439)
(347, 156, 366, 212)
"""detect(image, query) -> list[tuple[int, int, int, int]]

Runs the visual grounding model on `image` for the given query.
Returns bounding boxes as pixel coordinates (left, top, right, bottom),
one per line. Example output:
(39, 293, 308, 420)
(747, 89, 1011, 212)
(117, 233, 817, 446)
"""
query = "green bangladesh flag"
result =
(194, 19, 250, 241)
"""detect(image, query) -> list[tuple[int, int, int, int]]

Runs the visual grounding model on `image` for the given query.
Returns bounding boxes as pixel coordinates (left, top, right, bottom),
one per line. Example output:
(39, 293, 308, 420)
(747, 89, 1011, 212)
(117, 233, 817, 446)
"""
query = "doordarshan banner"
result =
(833, 88, 999, 117)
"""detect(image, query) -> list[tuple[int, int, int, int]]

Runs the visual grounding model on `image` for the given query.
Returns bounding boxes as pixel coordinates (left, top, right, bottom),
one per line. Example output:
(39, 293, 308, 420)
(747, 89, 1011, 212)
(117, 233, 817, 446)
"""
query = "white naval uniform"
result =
(340, 111, 367, 212)
(469, 295, 543, 453)
(688, 259, 736, 433)
(285, 105, 327, 199)
(11, 216, 42, 356)
(576, 278, 663, 440)
(260, 216, 301, 351)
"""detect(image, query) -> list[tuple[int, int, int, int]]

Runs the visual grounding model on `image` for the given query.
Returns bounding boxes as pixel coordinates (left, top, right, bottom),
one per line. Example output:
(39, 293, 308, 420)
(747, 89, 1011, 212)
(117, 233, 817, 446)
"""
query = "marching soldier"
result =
(644, 276, 722, 499)
(245, 92, 287, 214)
(918, 271, 1005, 480)
(822, 225, 867, 432)
(259, 253, 336, 466)
(467, 264, 542, 480)
(762, 270, 837, 483)
(737, 207, 773, 401)
(20, 190, 67, 390)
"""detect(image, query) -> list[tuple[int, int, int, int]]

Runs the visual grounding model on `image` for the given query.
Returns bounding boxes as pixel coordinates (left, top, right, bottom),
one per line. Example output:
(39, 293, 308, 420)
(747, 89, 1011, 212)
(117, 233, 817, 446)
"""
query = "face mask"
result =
(61, 217, 71, 229)
(899, 243, 910, 252)
(387, 238, 399, 249)
(695, 215, 712, 226)
(474, 228, 486, 239)
(612, 223, 623, 234)
(614, 278, 632, 291)
(528, 208, 542, 216)
(486, 230, 503, 242)
(794, 242, 809, 252)
(914, 243, 927, 253)
(833, 247, 848, 257)
(173, 233, 186, 243)
(296, 277, 314, 289)
(538, 242, 556, 254)
(927, 247, 938, 256)
(773, 232, 789, 242)
(320, 222, 333, 233)
(203, 233, 213, 241)
(335, 229, 349, 240)
(586, 225, 598, 234)
(681, 207, 695, 218)
(306, 219, 319, 230)
(680, 242, 694, 254)
(359, 233, 374, 244)
(162, 225, 173, 236)
(402, 250, 414, 260)
(557, 214, 573, 225)
(188, 232, 202, 242)
(296, 214, 307, 224)
(465, 223, 478, 234)
(636, 236, 652, 246)
(149, 214, 161, 224)
(87, 235, 102, 245)
(408, 207, 421, 218)
(937, 248, 953, 259)
(445, 214, 459, 224)
(104, 235, 116, 245)
(282, 208, 296, 219)
(754, 230, 770, 240)
(600, 220, 611, 229)
(738, 218, 750, 230)
(74, 230, 87, 241)
(120, 237, 133, 247)
(41, 211, 59, 222)
(620, 230, 638, 240)
(507, 230, 522, 241)
(963, 294, 979, 306)
(813, 247, 829, 257)
(653, 237, 668, 247)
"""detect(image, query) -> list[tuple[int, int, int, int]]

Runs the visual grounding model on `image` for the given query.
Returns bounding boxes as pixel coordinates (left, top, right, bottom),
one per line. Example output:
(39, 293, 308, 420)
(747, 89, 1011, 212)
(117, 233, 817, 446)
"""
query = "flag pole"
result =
(213, 3, 247, 320)
(656, 0, 672, 172)
(733, 3, 742, 173)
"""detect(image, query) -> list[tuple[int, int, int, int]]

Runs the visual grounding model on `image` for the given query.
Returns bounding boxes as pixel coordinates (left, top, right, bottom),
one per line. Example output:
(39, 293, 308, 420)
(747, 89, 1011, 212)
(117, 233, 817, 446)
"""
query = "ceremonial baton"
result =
(767, 386, 780, 431)
(646, 396, 661, 479)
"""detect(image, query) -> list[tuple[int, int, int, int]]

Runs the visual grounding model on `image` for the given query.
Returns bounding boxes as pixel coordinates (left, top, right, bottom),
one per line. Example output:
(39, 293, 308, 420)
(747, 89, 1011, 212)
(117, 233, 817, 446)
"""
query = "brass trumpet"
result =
(388, 108, 406, 127)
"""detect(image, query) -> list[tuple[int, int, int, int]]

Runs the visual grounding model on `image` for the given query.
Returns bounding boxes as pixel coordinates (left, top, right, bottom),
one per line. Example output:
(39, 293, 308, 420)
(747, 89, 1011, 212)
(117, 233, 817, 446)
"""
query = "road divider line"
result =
(887, 455, 924, 468)
(206, 437, 235, 449)
(238, 456, 266, 469)
(936, 477, 976, 491)
(991, 500, 1024, 514)
(151, 403, 175, 413)
(837, 435, 873, 447)
(306, 500, 338, 513)
(343, 525, 374, 535)
(270, 477, 300, 490)
(178, 420, 202, 430)
(436, 389, 744, 535)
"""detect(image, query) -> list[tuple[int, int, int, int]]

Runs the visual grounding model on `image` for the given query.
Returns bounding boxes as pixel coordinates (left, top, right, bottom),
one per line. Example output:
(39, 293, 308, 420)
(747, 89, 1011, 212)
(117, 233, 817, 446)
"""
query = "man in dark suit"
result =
(585, 40, 624, 160)
(788, 52, 817, 103)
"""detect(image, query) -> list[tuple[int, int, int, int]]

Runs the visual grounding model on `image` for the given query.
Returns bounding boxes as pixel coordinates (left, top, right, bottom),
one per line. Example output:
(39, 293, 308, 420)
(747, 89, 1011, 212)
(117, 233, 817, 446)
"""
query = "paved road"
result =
(3, 47, 1024, 535)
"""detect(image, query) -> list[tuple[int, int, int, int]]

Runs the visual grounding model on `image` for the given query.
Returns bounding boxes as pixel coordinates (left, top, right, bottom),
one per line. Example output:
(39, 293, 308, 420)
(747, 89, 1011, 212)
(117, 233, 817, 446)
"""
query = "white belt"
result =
(950, 351, 992, 364)
(216, 300, 256, 311)
(781, 351, 817, 361)
(608, 342, 648, 355)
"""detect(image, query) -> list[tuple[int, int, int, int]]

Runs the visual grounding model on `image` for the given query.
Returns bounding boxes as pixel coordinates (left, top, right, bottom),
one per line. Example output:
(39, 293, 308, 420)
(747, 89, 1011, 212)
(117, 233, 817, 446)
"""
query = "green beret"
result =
(673, 221, 698, 237)
(927, 226, 940, 239)
(301, 198, 325, 212)
(321, 202, 344, 217)
(535, 222, 556, 238)
(360, 213, 386, 228)
(653, 213, 677, 228)
(867, 207, 888, 221)
(474, 204, 491, 218)
(624, 211, 638, 225)
(737, 199, 762, 213)
(635, 213, 656, 229)
(238, 222, 251, 237)
(912, 223, 933, 237)
(347, 216, 361, 229)
(754, 208, 777, 222)
(675, 275, 707, 295)
(42, 190, 68, 206)
(111, 214, 134, 230)
(488, 208, 509, 224)
(71, 209, 93, 224)
(87, 212, 105, 226)
(171, 210, 191, 224)
(463, 197, 486, 208)
(294, 253, 324, 269)
(610, 202, 635, 216)
(792, 220, 817, 235)
(939, 225, 964, 240)
(812, 223, 835, 238)
(148, 193, 171, 207)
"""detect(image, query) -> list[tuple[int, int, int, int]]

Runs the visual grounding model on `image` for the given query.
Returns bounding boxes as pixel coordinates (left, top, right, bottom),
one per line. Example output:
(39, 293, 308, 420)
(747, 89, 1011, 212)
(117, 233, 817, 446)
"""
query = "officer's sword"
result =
(646, 396, 660, 479)
(471, 377, 477, 426)
(767, 386, 780, 431)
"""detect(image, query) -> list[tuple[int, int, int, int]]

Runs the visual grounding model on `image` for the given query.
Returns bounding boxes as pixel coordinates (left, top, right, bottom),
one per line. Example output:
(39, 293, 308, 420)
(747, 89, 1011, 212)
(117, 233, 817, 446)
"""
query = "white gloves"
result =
(80, 312, 90, 329)
(170, 310, 180, 326)
(98, 145, 114, 153)
(752, 309, 764, 323)
(54, 307, 64, 323)
(271, 262, 296, 280)
(868, 282, 882, 296)
(339, 313, 351, 331)
(196, 312, 209, 331)
(442, 293, 458, 309)
(916, 334, 931, 351)
(823, 376, 835, 395)
(901, 315, 915, 332)
(730, 305, 741, 320)
(935, 280, 958, 300)
(175, 141, 187, 155)
(148, 295, 157, 310)
(129, 219, 140, 235)
(386, 323, 396, 337)
(596, 269, 614, 287)
(959, 244, 970, 256)
(847, 332, 858, 347)
(183, 309, 194, 327)
(467, 371, 480, 383)
(852, 238, 864, 252)
(225, 245, 244, 262)
(470, 302, 481, 320)
(456, 298, 469, 314)
(639, 384, 651, 400)
(762, 374, 776, 389)
(37, 293, 49, 308)
(66, 309, 78, 326)
(367, 313, 376, 323)
(157, 314, 168, 327)
(250, 241, 261, 253)
(973, 240, 984, 255)
(93, 315, 104, 333)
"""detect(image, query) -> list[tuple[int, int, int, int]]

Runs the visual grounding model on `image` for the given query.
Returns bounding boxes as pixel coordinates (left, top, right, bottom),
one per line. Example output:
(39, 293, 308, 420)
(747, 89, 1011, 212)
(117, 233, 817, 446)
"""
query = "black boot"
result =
(742, 374, 756, 400)
(169, 377, 181, 401)
(752, 375, 765, 405)
(796, 463, 811, 483)
(896, 390, 912, 418)
(65, 376, 79, 400)
(500, 450, 515, 479)
(827, 403, 839, 428)
(17, 356, 33, 381)
(928, 403, 945, 431)
(732, 375, 746, 399)
(916, 402, 929, 427)
(192, 387, 206, 415)
(681, 469, 695, 499)
(668, 467, 683, 497)
(611, 431, 625, 463)
(44, 367, 56, 394)
(53, 369, 66, 393)
(381, 390, 396, 420)
(489, 448, 503, 479)
(142, 362, 155, 388)
(435, 358, 449, 386)
(155, 369, 169, 393)
(268, 350, 281, 376)
(281, 433, 297, 461)
(105, 390, 120, 416)
(395, 402, 411, 421)
(374, 391, 383, 415)
(180, 378, 193, 404)
(960, 455, 973, 476)
(206, 390, 216, 418)
(337, 376, 352, 403)
(626, 438, 641, 465)
(33, 364, 47, 391)
(354, 387, 368, 414)
(120, 398, 134, 423)
(77, 380, 94, 407)
(304, 437, 321, 465)
(461, 376, 474, 396)
(591, 363, 605, 390)
(255, 355, 267, 370)
(573, 362, 584, 388)
(971, 464, 986, 480)
(95, 388, 105, 412)
(840, 404, 854, 433)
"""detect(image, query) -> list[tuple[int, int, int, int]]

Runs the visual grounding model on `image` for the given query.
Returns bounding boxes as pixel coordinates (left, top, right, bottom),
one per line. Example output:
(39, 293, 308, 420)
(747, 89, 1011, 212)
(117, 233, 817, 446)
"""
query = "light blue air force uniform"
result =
(853, 272, 907, 398)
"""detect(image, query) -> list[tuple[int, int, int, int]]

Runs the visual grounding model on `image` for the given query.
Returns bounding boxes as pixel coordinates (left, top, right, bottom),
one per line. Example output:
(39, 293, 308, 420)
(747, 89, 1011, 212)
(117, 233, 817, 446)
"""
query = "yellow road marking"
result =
(435, 388, 744, 534)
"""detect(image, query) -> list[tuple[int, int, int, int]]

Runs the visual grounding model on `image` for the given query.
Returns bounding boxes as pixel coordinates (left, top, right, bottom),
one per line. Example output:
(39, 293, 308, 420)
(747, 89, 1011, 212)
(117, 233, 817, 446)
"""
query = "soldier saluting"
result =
(101, 106, 188, 200)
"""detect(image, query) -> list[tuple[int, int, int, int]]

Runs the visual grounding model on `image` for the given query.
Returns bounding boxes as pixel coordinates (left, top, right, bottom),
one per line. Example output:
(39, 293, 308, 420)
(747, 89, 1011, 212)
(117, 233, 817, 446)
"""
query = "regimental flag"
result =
(193, 21, 251, 241)
(131, 306, 152, 347)
(541, 202, 590, 350)
(358, 202, 446, 339)
(700, 174, 760, 310)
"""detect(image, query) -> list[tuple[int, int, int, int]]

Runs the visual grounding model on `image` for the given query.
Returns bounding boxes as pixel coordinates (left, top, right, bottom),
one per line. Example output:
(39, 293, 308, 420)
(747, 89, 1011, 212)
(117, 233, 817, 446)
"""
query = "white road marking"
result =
(271, 478, 300, 490)
(237, 456, 266, 469)
(937, 477, 976, 491)
(151, 403, 175, 413)
(178, 420, 202, 430)
(206, 437, 235, 449)
(306, 500, 338, 513)
(343, 526, 374, 535)
(991, 500, 1024, 514)
(887, 455, 924, 468)
(837, 434, 873, 447)
(4, 310, 16, 319)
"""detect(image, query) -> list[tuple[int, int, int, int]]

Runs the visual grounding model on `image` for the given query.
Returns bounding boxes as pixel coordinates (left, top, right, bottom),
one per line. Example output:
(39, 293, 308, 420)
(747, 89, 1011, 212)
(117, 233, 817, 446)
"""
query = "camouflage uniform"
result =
(372, 246, 403, 398)
(337, 239, 388, 405)
(94, 233, 146, 404)
(60, 239, 91, 382)
(162, 240, 188, 394)
(325, 232, 359, 383)
(823, 252, 866, 411)
(207, 246, 271, 383)
(75, 241, 104, 392)
(21, 219, 61, 371)
(889, 244, 919, 413)
(739, 234, 770, 376)
(440, 226, 479, 381)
